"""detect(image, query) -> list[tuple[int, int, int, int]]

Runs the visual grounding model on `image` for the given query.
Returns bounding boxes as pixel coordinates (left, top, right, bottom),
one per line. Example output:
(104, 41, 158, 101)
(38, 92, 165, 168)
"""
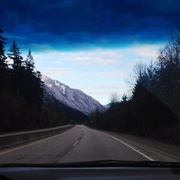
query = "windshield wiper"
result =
(62, 160, 180, 167)
(1, 160, 180, 168)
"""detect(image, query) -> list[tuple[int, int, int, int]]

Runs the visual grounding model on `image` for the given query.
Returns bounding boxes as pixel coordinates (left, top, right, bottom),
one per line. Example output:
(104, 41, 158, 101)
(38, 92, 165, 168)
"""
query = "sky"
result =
(1, 0, 180, 105)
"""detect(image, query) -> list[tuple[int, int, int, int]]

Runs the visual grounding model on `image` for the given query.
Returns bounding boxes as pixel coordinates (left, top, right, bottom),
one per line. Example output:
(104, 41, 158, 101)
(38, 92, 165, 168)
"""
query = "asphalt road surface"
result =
(0, 125, 150, 164)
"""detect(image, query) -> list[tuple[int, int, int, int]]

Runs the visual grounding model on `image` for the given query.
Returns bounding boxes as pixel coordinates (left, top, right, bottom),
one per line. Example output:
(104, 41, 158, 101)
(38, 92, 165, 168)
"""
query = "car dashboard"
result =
(0, 166, 180, 180)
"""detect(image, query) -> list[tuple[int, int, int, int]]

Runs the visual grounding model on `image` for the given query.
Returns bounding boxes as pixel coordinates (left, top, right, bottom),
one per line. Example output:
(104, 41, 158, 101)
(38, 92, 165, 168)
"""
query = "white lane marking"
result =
(71, 128, 84, 148)
(73, 141, 79, 147)
(101, 132, 154, 161)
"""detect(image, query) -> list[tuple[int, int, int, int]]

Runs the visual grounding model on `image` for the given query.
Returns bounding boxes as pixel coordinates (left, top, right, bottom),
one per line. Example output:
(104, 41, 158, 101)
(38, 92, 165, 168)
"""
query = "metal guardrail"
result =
(0, 125, 73, 150)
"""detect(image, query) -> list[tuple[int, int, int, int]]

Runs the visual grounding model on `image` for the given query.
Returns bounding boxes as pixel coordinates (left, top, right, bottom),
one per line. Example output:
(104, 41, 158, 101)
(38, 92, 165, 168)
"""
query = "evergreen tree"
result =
(0, 28, 8, 90)
(22, 51, 44, 127)
(23, 50, 44, 107)
(34, 70, 44, 109)
(25, 49, 34, 73)
(0, 29, 7, 69)
(8, 40, 23, 70)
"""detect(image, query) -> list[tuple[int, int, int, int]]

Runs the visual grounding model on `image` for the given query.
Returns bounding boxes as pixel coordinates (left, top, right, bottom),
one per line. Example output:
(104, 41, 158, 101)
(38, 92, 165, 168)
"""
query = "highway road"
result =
(0, 125, 150, 164)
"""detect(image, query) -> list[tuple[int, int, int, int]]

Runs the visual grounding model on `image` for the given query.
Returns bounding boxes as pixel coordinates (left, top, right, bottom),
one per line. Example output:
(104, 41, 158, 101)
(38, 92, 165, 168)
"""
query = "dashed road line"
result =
(55, 129, 84, 162)
(73, 141, 79, 147)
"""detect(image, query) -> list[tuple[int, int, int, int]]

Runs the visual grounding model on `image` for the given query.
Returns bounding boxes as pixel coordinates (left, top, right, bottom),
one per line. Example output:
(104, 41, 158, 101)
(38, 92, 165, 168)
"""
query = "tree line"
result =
(90, 33, 180, 144)
(0, 28, 45, 132)
(0, 28, 86, 133)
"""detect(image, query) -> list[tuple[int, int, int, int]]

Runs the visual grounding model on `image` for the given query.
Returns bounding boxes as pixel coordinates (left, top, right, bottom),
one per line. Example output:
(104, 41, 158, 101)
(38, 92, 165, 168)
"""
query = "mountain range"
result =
(41, 75, 106, 116)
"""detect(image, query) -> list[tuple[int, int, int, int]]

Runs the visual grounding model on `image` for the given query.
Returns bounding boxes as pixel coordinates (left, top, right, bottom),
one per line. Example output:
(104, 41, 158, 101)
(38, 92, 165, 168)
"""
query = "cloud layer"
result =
(1, 0, 180, 50)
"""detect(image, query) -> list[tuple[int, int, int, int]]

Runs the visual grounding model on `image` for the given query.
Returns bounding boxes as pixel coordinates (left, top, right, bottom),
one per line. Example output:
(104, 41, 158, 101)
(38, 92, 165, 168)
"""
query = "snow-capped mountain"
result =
(42, 75, 106, 116)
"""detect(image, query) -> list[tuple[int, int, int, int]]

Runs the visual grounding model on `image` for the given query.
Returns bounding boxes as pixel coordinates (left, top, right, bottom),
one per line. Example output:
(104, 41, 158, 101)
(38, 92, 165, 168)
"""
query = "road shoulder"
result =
(91, 128, 180, 162)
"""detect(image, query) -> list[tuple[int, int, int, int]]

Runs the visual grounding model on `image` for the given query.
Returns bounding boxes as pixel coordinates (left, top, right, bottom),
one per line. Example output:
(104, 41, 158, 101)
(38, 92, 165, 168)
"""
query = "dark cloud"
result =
(1, 0, 180, 50)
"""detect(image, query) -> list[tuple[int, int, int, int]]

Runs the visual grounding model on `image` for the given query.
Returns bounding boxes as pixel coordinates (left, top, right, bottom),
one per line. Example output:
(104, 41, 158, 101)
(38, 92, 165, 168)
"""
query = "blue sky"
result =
(1, 0, 180, 105)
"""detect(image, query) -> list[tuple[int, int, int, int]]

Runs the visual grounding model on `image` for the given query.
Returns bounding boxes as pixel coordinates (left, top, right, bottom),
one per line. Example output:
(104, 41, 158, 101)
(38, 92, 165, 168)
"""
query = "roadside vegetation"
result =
(0, 28, 85, 133)
(90, 33, 180, 145)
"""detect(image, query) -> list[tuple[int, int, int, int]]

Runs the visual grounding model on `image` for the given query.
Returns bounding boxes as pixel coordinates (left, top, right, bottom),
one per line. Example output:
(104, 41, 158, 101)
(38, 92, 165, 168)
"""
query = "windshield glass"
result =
(0, 0, 180, 165)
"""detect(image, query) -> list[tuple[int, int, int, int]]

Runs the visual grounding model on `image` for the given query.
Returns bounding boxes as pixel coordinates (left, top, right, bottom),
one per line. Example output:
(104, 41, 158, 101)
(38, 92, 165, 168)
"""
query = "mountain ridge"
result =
(42, 75, 106, 116)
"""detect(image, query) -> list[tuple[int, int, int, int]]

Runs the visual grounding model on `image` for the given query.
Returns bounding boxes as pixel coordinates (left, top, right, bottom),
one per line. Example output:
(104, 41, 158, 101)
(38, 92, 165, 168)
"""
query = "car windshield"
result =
(0, 0, 180, 165)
